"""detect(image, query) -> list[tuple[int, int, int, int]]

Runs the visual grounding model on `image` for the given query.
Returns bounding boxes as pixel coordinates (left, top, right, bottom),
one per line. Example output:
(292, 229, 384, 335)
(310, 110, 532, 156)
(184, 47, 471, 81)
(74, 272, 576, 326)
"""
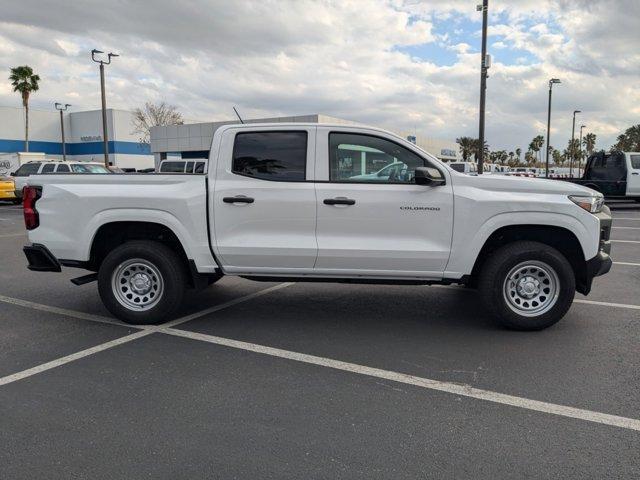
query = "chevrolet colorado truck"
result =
(22, 123, 612, 330)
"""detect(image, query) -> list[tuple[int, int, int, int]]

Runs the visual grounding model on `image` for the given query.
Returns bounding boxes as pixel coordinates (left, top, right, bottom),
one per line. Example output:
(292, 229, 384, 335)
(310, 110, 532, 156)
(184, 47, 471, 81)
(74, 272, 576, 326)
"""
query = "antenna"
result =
(233, 106, 244, 124)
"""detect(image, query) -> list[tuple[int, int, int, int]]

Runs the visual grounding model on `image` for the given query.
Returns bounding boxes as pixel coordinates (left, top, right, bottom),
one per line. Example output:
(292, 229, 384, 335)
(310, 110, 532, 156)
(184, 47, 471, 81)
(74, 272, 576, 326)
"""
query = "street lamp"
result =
(54, 103, 71, 161)
(477, 0, 489, 174)
(579, 124, 587, 174)
(91, 49, 119, 167)
(545, 78, 561, 178)
(570, 110, 581, 177)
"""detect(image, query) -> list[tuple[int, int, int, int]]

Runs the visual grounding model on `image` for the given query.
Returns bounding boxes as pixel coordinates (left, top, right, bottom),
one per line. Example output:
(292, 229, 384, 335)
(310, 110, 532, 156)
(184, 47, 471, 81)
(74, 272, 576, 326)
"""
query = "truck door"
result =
(212, 126, 318, 271)
(313, 127, 454, 277)
(627, 153, 640, 195)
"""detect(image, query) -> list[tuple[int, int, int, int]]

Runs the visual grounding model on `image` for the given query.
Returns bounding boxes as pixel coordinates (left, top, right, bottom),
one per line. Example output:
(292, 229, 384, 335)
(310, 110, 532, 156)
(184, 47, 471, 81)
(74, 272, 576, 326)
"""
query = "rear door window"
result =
(41, 163, 56, 173)
(232, 131, 307, 181)
(56, 164, 70, 173)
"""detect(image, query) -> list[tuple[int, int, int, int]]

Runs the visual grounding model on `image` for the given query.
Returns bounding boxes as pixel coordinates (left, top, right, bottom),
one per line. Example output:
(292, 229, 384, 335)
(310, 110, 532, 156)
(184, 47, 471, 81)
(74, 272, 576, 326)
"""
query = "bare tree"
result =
(132, 102, 184, 144)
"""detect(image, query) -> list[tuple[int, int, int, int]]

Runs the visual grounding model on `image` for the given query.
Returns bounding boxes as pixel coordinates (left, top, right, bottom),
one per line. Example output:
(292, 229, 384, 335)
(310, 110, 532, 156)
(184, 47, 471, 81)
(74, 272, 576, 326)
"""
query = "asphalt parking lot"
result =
(1, 201, 639, 479)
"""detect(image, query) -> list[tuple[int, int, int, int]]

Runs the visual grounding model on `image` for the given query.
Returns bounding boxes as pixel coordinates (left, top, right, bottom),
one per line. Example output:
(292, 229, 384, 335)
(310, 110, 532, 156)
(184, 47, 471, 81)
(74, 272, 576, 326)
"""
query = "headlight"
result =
(568, 194, 604, 213)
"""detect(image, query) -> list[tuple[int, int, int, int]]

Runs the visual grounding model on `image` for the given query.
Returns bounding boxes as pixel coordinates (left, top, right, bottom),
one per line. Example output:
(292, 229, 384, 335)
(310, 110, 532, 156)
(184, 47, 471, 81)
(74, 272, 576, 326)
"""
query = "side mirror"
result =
(415, 167, 445, 186)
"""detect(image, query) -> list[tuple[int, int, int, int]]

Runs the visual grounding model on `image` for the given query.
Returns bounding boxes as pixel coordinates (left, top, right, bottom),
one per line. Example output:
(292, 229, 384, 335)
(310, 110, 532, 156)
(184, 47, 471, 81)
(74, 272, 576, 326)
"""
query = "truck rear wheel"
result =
(98, 241, 186, 325)
(477, 241, 575, 330)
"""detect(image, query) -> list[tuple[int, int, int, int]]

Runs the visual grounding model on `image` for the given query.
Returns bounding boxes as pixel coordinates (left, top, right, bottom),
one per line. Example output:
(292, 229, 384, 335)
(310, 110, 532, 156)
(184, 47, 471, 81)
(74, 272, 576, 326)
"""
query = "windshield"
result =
(71, 164, 111, 173)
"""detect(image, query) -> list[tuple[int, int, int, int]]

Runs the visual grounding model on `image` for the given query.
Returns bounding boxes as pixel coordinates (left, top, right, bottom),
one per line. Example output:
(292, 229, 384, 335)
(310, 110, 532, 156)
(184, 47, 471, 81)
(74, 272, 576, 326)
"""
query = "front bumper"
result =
(577, 206, 612, 294)
(23, 244, 62, 272)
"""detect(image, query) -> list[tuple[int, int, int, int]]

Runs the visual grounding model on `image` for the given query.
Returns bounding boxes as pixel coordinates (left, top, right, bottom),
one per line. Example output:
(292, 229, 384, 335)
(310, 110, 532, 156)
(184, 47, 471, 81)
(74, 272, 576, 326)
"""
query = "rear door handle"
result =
(223, 196, 254, 204)
(632, 172, 639, 175)
(323, 197, 356, 206)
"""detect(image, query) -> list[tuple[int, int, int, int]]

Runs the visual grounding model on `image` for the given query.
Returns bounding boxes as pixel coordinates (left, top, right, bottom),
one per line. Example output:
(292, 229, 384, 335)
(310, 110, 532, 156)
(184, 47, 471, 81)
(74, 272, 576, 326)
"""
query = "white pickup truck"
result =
(22, 123, 612, 330)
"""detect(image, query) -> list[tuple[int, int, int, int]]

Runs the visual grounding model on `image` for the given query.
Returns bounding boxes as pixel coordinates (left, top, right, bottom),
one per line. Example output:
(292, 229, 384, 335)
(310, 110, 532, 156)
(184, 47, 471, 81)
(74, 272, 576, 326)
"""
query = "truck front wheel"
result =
(477, 241, 575, 330)
(98, 241, 186, 325)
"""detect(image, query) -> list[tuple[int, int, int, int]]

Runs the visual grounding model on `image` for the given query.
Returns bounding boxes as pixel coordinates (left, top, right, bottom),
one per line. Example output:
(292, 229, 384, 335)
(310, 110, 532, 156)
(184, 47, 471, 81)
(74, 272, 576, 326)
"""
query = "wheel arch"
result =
(469, 224, 591, 294)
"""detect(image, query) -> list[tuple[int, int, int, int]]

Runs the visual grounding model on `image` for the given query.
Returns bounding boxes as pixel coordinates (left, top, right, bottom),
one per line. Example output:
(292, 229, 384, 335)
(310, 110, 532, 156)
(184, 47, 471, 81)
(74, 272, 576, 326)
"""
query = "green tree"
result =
(564, 138, 581, 167)
(9, 65, 40, 152)
(472, 138, 489, 161)
(552, 148, 563, 166)
(515, 147, 522, 164)
(613, 125, 640, 151)
(529, 135, 545, 163)
(456, 136, 475, 161)
(583, 132, 596, 156)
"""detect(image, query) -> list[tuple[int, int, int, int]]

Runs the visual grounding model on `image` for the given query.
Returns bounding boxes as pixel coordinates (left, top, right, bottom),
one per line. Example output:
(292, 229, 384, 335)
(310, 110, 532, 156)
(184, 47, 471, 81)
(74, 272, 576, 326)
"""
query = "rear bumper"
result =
(23, 244, 61, 272)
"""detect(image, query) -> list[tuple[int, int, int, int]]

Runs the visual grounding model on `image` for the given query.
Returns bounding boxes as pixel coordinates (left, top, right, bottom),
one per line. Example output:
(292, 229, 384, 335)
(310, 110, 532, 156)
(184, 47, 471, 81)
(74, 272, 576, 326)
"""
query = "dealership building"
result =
(0, 106, 154, 169)
(0, 106, 460, 171)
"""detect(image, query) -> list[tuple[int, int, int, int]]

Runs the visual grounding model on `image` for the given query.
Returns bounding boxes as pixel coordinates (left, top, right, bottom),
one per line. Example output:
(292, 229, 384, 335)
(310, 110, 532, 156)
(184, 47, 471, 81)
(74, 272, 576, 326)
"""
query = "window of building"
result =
(41, 163, 56, 173)
(14, 163, 41, 176)
(232, 131, 307, 182)
(329, 133, 427, 183)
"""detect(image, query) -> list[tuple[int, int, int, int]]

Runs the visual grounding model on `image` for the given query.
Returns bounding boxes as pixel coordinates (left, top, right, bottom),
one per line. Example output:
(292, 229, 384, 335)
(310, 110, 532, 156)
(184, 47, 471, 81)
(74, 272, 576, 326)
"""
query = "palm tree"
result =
(613, 125, 640, 151)
(529, 135, 545, 163)
(9, 65, 40, 152)
(515, 148, 522, 163)
(583, 132, 596, 156)
(456, 137, 475, 161)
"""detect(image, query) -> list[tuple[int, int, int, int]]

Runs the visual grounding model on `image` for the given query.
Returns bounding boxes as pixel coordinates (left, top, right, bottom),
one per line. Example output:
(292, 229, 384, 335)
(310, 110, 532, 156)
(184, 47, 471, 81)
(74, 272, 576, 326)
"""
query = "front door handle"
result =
(323, 197, 356, 206)
(632, 172, 639, 175)
(223, 196, 254, 204)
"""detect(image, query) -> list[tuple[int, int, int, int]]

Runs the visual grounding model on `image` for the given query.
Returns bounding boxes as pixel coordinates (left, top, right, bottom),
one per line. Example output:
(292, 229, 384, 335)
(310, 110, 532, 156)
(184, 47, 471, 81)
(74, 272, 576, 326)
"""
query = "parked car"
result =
(23, 123, 611, 331)
(348, 161, 411, 182)
(0, 176, 20, 204)
(11, 161, 111, 198)
(448, 161, 478, 174)
(158, 160, 206, 174)
(561, 151, 640, 200)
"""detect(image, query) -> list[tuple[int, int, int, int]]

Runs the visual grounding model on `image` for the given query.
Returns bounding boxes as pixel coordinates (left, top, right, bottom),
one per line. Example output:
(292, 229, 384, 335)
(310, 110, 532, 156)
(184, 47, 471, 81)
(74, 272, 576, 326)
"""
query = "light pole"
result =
(569, 110, 581, 177)
(579, 124, 586, 175)
(54, 103, 71, 161)
(477, 0, 489, 174)
(91, 49, 119, 167)
(545, 78, 561, 178)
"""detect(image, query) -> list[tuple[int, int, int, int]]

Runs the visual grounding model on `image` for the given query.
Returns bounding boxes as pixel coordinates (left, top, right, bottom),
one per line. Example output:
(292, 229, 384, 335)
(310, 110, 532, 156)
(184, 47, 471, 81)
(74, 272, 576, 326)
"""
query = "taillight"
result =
(23, 186, 41, 230)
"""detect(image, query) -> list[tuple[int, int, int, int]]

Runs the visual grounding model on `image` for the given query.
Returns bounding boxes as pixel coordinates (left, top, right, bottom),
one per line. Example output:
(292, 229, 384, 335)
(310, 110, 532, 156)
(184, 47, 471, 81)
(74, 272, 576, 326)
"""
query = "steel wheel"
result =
(111, 258, 164, 311)
(502, 260, 559, 317)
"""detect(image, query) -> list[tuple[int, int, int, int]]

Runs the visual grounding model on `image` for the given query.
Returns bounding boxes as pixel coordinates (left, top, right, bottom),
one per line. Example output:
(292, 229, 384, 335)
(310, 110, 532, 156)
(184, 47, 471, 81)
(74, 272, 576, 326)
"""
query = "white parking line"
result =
(162, 327, 640, 432)
(612, 226, 640, 230)
(0, 282, 294, 387)
(611, 240, 640, 244)
(0, 330, 154, 387)
(574, 299, 640, 311)
(0, 294, 132, 327)
(612, 217, 640, 221)
(0, 233, 25, 238)
(613, 261, 640, 267)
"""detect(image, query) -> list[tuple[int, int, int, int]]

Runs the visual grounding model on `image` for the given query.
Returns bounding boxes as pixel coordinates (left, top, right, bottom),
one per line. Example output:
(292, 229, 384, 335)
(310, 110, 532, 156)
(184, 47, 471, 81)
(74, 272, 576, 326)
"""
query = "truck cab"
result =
(577, 151, 640, 199)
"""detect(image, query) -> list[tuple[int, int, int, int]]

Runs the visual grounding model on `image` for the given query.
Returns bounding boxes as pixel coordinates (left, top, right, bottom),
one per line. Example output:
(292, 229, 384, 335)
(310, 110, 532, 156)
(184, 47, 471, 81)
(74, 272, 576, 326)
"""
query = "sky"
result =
(0, 0, 638, 153)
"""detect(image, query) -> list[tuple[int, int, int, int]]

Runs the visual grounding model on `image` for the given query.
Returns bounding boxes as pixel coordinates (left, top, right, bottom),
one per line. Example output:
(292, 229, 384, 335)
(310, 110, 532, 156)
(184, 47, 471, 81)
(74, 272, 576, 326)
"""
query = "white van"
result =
(12, 161, 111, 198)
(158, 160, 206, 174)
(448, 162, 478, 174)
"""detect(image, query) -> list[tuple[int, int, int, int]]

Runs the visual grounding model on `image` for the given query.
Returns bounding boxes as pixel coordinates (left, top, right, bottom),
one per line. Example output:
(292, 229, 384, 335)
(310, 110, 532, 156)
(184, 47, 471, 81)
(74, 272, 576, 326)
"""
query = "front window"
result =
(329, 132, 426, 184)
(232, 131, 307, 181)
(71, 164, 110, 173)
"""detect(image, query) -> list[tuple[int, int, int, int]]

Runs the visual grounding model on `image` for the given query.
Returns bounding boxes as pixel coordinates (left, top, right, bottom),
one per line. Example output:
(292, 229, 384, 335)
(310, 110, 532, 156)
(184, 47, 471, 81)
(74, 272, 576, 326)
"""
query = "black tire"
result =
(477, 241, 575, 331)
(98, 241, 186, 324)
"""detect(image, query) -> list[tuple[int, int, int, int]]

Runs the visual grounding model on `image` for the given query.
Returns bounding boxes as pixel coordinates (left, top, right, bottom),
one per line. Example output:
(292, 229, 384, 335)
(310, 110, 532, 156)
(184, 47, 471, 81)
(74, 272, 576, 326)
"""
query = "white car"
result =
(12, 161, 110, 198)
(22, 122, 612, 330)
